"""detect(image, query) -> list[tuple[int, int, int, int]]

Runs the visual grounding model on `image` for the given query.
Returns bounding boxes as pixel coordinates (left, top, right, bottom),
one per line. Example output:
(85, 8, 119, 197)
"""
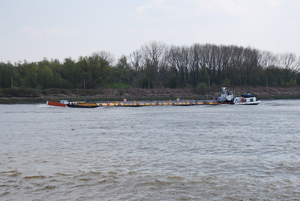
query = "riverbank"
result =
(0, 87, 300, 104)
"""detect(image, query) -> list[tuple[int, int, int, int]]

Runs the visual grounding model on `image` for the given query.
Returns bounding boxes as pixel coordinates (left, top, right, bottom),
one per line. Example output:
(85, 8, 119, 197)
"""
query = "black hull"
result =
(67, 104, 99, 108)
(120, 105, 144, 107)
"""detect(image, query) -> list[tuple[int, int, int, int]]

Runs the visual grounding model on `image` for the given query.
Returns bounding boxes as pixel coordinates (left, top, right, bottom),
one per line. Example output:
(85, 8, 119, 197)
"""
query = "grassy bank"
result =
(0, 87, 300, 104)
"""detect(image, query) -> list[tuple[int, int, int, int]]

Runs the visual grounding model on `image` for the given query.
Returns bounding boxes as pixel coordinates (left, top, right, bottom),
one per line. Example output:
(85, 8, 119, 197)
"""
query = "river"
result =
(0, 100, 299, 200)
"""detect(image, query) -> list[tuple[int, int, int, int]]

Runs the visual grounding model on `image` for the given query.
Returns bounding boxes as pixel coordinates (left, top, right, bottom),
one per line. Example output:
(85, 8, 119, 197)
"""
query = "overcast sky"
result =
(1, 0, 299, 63)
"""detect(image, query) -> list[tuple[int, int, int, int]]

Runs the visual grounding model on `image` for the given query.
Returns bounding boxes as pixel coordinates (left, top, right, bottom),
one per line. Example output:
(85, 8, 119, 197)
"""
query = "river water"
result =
(0, 100, 299, 200)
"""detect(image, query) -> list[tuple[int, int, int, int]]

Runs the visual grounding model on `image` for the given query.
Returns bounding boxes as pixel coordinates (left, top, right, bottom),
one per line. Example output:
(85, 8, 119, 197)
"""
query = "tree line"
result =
(1, 41, 300, 92)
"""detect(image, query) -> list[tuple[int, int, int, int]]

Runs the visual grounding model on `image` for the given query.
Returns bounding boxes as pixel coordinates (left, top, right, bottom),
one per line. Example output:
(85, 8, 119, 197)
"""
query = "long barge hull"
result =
(99, 101, 220, 107)
(46, 101, 220, 108)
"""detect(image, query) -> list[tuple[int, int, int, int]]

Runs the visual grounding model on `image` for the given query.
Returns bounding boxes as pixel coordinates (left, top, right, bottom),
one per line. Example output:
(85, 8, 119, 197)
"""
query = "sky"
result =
(1, 0, 300, 63)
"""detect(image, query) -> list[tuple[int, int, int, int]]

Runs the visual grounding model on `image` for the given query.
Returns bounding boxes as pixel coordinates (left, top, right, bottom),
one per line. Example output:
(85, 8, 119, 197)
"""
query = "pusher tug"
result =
(233, 94, 261, 105)
(217, 87, 260, 105)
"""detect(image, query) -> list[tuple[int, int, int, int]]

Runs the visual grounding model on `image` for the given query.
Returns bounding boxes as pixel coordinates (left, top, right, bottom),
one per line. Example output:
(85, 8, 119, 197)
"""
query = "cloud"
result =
(187, 0, 284, 17)
(22, 26, 80, 37)
(45, 28, 71, 36)
(22, 27, 42, 37)
(136, 0, 284, 17)
(136, 0, 177, 13)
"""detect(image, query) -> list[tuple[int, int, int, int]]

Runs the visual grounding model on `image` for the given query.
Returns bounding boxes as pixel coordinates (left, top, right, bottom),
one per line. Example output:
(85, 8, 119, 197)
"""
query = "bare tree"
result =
(140, 41, 167, 87)
(189, 44, 202, 86)
(278, 53, 297, 69)
(92, 51, 115, 65)
(129, 50, 144, 71)
(258, 50, 277, 68)
(167, 45, 190, 86)
(278, 53, 299, 82)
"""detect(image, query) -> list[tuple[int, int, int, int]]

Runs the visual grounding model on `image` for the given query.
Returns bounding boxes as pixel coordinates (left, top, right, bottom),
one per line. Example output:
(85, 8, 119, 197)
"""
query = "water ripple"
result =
(0, 101, 300, 200)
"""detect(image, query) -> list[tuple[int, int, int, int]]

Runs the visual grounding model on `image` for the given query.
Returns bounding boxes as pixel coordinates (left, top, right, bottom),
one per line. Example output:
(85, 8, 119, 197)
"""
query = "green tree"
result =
(84, 53, 112, 88)
(0, 62, 13, 88)
(113, 55, 137, 86)
(200, 67, 210, 86)
(23, 63, 38, 88)
(141, 77, 154, 88)
(61, 58, 81, 88)
(168, 75, 179, 88)
(37, 65, 54, 89)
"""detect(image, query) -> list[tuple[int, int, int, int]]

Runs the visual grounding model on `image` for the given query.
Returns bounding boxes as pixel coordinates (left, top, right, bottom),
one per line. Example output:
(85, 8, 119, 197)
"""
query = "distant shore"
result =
(0, 87, 299, 104)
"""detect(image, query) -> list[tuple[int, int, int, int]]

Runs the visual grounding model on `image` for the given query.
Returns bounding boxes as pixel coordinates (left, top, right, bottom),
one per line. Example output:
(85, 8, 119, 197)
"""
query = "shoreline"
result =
(1, 87, 300, 104)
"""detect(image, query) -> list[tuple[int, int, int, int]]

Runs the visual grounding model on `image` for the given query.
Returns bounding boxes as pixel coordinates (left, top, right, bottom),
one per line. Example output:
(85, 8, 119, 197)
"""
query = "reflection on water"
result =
(0, 100, 300, 200)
